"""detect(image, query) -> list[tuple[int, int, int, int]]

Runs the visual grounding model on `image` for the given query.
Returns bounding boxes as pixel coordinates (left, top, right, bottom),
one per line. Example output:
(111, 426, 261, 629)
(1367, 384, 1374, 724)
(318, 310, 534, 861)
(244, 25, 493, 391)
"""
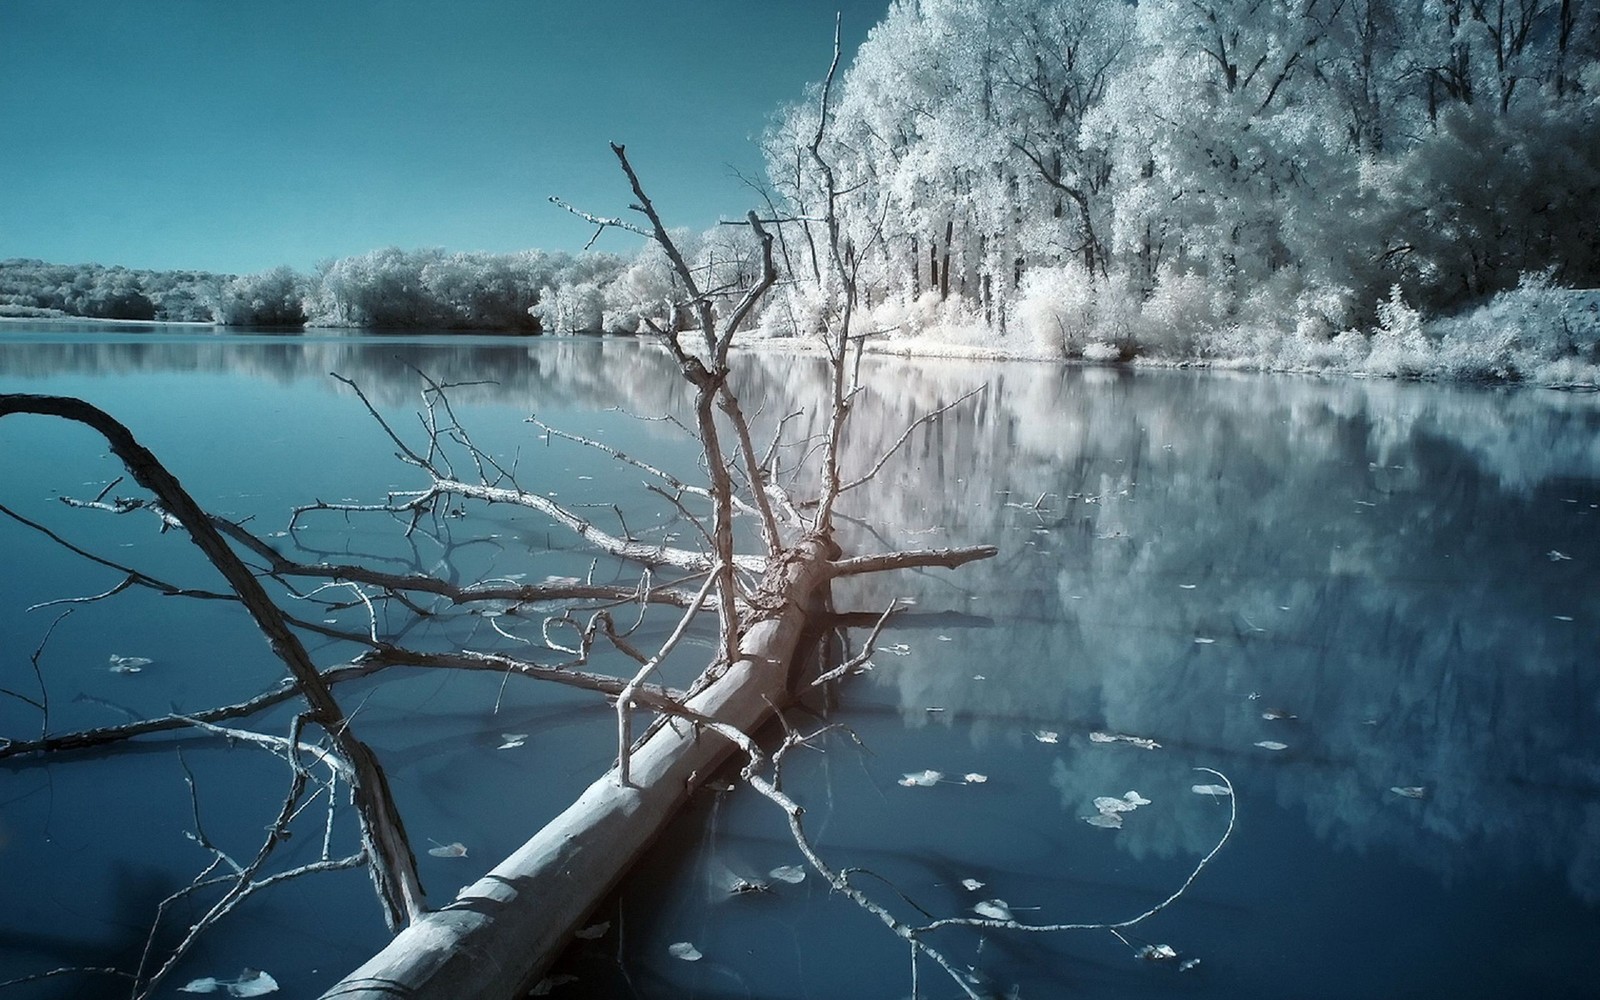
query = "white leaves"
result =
(973, 899, 1013, 921)
(960, 877, 985, 891)
(427, 841, 468, 858)
(496, 733, 528, 750)
(108, 654, 151, 674)
(1090, 731, 1162, 750)
(1191, 783, 1232, 797)
(229, 972, 279, 998)
(573, 921, 610, 940)
(885, 643, 912, 656)
(1087, 790, 1151, 828)
(180, 970, 278, 996)
(1180, 958, 1202, 972)
(1033, 730, 1060, 744)
(962, 773, 988, 784)
(769, 864, 807, 884)
(1548, 549, 1572, 561)
(1137, 943, 1178, 961)
(1260, 708, 1298, 720)
(1193, 636, 1216, 644)
(1389, 785, 1428, 799)
(1253, 740, 1289, 751)
(898, 769, 943, 787)
(668, 941, 702, 962)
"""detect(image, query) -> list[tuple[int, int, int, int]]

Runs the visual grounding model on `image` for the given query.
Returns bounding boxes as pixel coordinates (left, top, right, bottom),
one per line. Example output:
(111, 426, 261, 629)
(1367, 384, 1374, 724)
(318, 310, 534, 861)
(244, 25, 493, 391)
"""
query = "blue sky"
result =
(0, 1, 885, 274)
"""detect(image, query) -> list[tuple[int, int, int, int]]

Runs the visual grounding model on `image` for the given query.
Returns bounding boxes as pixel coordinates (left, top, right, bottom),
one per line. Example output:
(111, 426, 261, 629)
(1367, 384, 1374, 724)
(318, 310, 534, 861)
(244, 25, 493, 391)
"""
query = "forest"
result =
(4, 0, 1598, 380)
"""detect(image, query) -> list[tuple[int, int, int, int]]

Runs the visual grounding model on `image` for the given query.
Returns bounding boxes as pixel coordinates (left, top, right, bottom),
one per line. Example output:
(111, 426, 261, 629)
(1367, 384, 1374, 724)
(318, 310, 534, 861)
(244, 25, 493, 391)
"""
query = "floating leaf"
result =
(1180, 958, 1202, 972)
(1192, 783, 1232, 797)
(668, 941, 702, 962)
(180, 980, 221, 995)
(898, 769, 943, 787)
(574, 921, 610, 940)
(963, 773, 988, 784)
(1084, 812, 1124, 829)
(228, 970, 279, 997)
(1254, 740, 1289, 751)
(1090, 731, 1162, 750)
(925, 706, 946, 713)
(769, 864, 806, 884)
(1554, 615, 1574, 622)
(1033, 730, 1060, 744)
(1261, 708, 1298, 721)
(1123, 790, 1151, 807)
(497, 733, 528, 750)
(109, 654, 151, 674)
(973, 899, 1013, 921)
(885, 643, 912, 656)
(1548, 550, 1573, 561)
(960, 878, 985, 891)
(427, 841, 468, 858)
(1193, 636, 1216, 645)
(1137, 944, 1179, 962)
(1094, 796, 1139, 814)
(1389, 785, 1428, 799)
(1179, 583, 1197, 590)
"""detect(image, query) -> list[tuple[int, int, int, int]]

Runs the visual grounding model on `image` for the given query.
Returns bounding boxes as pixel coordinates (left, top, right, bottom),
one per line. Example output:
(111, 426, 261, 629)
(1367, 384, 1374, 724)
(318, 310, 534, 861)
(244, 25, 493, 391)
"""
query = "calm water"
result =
(1, 326, 1597, 999)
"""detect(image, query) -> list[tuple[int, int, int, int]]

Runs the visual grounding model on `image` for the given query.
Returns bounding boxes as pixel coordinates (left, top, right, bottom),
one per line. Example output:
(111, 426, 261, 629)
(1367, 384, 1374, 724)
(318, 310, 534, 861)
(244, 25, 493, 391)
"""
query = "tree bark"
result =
(320, 535, 840, 1000)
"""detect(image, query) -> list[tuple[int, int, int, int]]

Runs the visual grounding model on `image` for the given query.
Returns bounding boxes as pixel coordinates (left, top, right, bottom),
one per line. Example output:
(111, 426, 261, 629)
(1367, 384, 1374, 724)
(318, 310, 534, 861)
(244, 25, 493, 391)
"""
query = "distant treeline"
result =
(1, 230, 764, 334)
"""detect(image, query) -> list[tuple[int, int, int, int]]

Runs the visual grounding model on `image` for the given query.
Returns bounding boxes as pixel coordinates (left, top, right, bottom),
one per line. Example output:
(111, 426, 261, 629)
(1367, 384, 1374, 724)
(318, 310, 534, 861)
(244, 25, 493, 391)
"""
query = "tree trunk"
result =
(321, 535, 840, 1000)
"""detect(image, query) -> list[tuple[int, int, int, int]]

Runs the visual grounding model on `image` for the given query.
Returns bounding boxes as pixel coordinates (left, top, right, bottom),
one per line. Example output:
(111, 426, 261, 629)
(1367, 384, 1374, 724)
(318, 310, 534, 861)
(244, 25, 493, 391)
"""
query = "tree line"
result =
(5, 0, 1597, 372)
(755, 0, 1600, 364)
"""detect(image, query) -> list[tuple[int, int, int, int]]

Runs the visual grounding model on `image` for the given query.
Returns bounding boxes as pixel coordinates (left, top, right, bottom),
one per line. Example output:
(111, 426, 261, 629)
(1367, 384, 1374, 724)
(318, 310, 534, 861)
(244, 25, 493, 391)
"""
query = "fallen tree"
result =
(0, 126, 998, 998)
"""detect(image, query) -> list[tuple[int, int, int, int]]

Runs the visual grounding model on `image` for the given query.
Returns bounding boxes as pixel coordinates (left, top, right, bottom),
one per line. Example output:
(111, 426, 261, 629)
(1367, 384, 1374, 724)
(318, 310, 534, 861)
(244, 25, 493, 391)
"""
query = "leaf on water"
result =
(1389, 785, 1428, 799)
(1123, 790, 1151, 806)
(769, 864, 806, 884)
(1033, 730, 1060, 744)
(1192, 783, 1232, 797)
(885, 643, 912, 655)
(1179, 583, 1197, 589)
(227, 970, 279, 997)
(1261, 708, 1298, 720)
(898, 769, 943, 787)
(573, 921, 610, 939)
(109, 655, 151, 674)
(530, 974, 579, 995)
(1084, 812, 1124, 829)
(1548, 550, 1573, 561)
(938, 635, 953, 642)
(427, 841, 468, 858)
(973, 674, 987, 681)
(1180, 958, 1202, 972)
(1254, 740, 1289, 751)
(973, 899, 1013, 921)
(180, 980, 222, 994)
(963, 773, 988, 784)
(497, 734, 529, 750)
(1090, 731, 1162, 750)
(1137, 944, 1179, 962)
(1094, 796, 1139, 815)
(925, 706, 946, 713)
(1554, 615, 1574, 622)
(960, 878, 985, 891)
(1193, 637, 1216, 644)
(668, 942, 702, 962)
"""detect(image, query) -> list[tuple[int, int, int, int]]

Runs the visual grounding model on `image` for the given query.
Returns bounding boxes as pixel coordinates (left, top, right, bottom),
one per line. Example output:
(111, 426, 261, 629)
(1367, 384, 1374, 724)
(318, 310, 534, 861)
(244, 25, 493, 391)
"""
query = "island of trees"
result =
(4, 0, 1597, 381)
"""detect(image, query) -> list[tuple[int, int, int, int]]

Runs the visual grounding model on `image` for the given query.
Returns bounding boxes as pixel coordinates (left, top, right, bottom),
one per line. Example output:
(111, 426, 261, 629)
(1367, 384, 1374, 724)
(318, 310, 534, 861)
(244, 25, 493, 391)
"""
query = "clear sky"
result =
(0, 1, 886, 275)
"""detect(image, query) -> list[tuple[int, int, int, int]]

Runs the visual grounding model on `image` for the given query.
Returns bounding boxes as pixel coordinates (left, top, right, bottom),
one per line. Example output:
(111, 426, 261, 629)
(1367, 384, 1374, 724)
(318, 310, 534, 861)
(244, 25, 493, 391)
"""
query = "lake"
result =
(1, 325, 1598, 999)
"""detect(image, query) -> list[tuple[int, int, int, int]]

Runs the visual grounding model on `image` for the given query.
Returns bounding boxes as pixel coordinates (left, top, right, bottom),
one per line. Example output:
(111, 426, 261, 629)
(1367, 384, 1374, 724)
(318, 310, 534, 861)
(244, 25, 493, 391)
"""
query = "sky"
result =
(0, 1, 887, 275)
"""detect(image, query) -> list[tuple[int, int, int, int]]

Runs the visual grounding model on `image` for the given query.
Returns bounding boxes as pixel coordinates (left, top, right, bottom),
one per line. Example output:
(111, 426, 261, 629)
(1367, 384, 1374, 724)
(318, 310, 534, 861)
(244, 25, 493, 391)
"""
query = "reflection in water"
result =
(2, 329, 1598, 997)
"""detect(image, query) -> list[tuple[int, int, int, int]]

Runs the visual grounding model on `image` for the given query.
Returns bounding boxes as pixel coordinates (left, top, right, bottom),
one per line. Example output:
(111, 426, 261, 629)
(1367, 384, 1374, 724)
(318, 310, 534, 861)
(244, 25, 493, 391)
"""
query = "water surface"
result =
(1, 327, 1597, 998)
